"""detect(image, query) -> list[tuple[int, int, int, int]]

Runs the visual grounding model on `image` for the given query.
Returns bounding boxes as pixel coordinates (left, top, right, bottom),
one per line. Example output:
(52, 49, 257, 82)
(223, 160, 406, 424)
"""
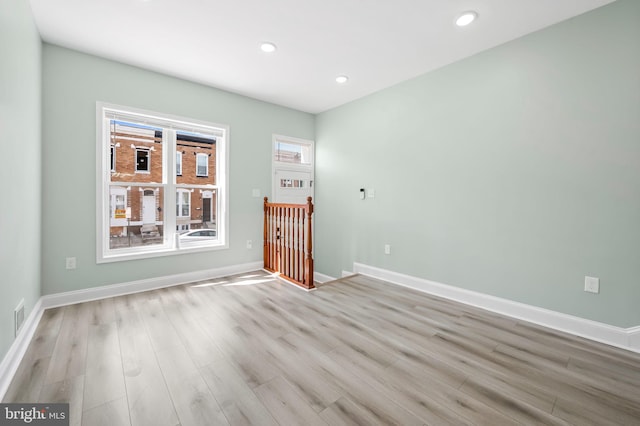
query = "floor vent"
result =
(14, 300, 25, 336)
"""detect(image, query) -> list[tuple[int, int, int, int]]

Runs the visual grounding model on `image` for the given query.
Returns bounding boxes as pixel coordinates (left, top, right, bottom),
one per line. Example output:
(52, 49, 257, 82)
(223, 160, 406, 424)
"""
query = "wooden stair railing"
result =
(263, 197, 314, 290)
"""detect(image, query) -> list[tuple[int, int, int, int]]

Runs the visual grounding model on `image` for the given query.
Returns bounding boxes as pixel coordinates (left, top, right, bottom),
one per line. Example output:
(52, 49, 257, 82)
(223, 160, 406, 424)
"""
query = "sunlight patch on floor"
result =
(190, 273, 276, 288)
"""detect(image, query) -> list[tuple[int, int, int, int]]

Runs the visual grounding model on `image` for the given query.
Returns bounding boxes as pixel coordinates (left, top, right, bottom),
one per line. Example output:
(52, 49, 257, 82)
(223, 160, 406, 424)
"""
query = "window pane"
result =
(110, 120, 163, 183)
(115, 195, 125, 210)
(176, 152, 182, 175)
(177, 131, 215, 184)
(196, 153, 208, 177)
(109, 185, 164, 250)
(274, 141, 312, 165)
(176, 187, 217, 240)
(136, 150, 149, 171)
(176, 190, 191, 217)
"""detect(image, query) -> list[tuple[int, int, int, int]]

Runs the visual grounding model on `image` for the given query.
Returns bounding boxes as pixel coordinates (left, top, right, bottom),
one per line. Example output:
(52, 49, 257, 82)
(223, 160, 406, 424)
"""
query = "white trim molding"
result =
(314, 271, 336, 284)
(264, 270, 317, 292)
(353, 262, 640, 353)
(42, 261, 263, 309)
(0, 299, 44, 401)
(0, 261, 262, 401)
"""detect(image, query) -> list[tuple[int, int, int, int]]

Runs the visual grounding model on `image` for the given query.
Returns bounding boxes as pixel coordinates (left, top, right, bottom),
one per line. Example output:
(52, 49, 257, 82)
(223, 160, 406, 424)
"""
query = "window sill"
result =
(97, 240, 228, 264)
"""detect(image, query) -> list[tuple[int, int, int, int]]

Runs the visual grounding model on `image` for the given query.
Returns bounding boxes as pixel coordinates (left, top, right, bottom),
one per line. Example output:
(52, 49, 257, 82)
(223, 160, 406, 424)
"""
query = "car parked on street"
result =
(179, 229, 216, 240)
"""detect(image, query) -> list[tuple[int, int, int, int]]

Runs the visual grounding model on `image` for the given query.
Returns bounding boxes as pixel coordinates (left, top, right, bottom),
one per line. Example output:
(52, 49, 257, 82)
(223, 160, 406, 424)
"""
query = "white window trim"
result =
(176, 152, 182, 176)
(96, 102, 229, 263)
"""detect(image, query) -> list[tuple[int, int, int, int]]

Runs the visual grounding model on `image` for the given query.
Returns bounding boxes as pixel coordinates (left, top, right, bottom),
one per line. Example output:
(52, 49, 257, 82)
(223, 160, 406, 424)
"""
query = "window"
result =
(97, 103, 228, 262)
(274, 137, 313, 165)
(280, 179, 306, 188)
(136, 148, 150, 172)
(110, 187, 127, 220)
(196, 153, 208, 177)
(176, 189, 190, 217)
(176, 152, 182, 176)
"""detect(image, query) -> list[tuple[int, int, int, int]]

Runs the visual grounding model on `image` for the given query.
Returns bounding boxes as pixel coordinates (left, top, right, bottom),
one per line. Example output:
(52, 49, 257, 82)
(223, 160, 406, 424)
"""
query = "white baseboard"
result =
(314, 272, 336, 284)
(0, 298, 44, 401)
(629, 327, 640, 350)
(0, 261, 263, 401)
(353, 262, 640, 353)
(41, 261, 263, 309)
(341, 270, 355, 278)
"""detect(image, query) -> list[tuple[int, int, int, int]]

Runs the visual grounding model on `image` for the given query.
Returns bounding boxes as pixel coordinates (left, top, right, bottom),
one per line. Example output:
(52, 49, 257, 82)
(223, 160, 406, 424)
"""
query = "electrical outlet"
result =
(384, 244, 391, 255)
(246, 240, 253, 249)
(66, 257, 76, 270)
(584, 276, 599, 294)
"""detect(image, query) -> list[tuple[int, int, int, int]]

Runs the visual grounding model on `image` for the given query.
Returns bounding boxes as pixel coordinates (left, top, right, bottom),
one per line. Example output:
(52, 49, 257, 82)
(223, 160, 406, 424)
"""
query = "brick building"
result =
(109, 121, 216, 244)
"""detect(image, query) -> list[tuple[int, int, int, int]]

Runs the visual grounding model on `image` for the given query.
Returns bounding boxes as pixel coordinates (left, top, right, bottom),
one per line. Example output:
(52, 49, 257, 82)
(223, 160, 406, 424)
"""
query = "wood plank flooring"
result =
(3, 271, 640, 425)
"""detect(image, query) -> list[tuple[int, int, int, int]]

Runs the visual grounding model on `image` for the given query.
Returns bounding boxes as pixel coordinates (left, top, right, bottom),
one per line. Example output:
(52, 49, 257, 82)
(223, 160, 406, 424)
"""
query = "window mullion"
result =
(165, 129, 177, 247)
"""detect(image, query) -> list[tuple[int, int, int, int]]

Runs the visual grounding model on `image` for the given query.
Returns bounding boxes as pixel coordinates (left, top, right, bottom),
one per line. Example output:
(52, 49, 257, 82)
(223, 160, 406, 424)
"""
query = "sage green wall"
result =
(0, 0, 42, 359)
(315, 0, 640, 328)
(41, 44, 314, 295)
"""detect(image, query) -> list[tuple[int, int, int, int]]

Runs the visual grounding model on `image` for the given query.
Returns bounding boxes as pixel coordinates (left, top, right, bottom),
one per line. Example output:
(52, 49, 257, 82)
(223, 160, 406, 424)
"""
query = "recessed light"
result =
(336, 75, 349, 84)
(260, 42, 277, 53)
(456, 11, 478, 27)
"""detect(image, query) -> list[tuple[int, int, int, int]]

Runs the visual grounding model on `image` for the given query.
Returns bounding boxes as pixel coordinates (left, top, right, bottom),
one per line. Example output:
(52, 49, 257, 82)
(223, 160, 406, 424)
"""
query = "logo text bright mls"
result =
(4, 406, 46, 423)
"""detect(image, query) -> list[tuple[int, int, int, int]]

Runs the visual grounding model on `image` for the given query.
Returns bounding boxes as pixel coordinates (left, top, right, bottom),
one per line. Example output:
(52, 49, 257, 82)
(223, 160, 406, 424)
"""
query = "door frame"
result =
(201, 190, 213, 223)
(142, 189, 156, 224)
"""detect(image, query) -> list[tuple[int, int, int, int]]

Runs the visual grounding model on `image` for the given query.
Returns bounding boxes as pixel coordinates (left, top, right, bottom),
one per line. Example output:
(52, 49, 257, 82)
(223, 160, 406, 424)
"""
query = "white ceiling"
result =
(29, 0, 615, 114)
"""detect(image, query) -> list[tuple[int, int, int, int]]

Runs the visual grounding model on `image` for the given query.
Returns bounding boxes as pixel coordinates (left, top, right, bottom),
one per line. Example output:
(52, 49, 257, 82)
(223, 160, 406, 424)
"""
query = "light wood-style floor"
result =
(4, 271, 640, 425)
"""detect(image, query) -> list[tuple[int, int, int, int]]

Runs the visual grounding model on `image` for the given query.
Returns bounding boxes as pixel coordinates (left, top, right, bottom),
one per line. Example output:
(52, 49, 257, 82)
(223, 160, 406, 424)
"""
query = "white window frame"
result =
(196, 153, 208, 177)
(96, 102, 229, 263)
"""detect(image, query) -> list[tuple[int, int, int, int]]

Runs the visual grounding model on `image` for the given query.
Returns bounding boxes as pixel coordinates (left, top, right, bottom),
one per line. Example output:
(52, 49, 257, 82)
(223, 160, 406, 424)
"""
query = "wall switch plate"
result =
(368, 188, 375, 198)
(252, 189, 261, 198)
(66, 257, 76, 270)
(246, 240, 253, 249)
(384, 244, 391, 255)
(584, 276, 599, 293)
